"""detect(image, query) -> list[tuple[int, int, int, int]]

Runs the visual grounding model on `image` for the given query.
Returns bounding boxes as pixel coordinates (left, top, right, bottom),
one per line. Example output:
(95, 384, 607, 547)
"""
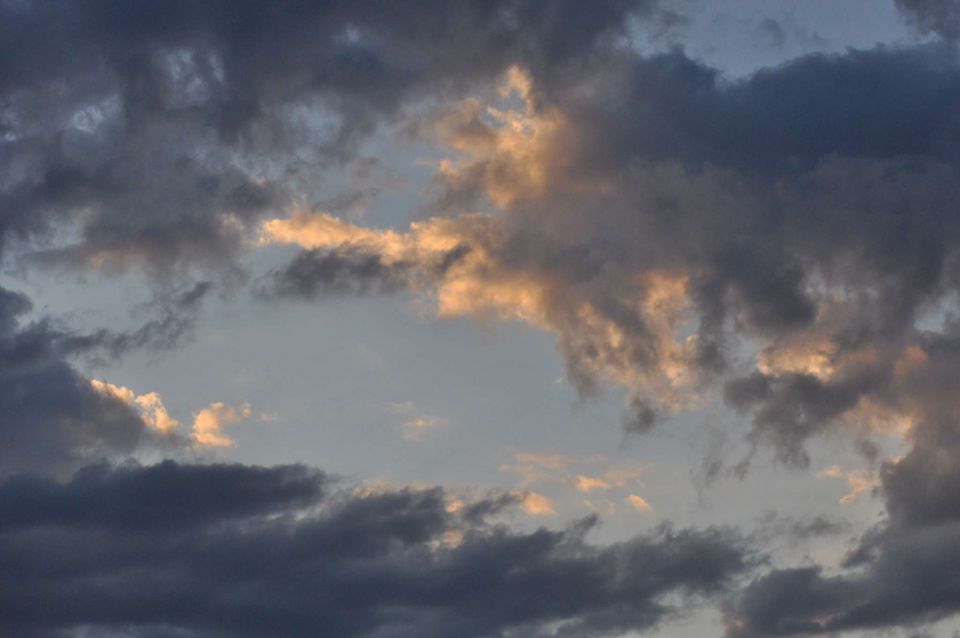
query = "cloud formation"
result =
(0, 0, 650, 275)
(0, 459, 753, 638)
(254, 32, 960, 635)
(0, 285, 184, 476)
(7, 2, 960, 636)
(898, 0, 960, 41)
(262, 43, 960, 463)
(725, 332, 960, 636)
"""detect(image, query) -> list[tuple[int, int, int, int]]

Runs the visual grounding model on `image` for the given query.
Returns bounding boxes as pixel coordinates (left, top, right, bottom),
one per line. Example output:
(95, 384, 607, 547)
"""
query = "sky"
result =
(4, 1, 960, 637)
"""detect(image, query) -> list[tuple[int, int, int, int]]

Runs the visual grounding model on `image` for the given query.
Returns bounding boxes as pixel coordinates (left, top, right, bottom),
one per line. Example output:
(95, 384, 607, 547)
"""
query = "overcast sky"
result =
(4, 1, 960, 637)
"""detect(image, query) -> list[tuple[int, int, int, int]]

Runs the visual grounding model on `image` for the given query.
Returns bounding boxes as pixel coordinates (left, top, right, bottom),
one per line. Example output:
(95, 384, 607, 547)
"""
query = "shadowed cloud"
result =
(0, 460, 755, 638)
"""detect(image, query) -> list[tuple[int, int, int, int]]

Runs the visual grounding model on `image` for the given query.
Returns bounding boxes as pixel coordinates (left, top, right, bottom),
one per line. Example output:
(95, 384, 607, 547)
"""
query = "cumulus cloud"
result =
(191, 401, 253, 447)
(90, 380, 255, 449)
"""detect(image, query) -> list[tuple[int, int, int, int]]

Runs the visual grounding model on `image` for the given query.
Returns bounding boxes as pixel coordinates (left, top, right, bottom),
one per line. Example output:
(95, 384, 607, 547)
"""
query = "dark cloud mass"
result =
(725, 332, 960, 636)
(0, 284, 176, 476)
(0, 460, 753, 638)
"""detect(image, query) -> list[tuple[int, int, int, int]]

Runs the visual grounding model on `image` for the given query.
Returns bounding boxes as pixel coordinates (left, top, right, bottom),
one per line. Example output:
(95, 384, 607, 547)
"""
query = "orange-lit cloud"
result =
(257, 68, 706, 413)
(817, 465, 880, 506)
(520, 491, 556, 516)
(625, 494, 654, 513)
(261, 205, 702, 410)
(90, 379, 180, 434)
(575, 475, 612, 493)
(192, 402, 252, 447)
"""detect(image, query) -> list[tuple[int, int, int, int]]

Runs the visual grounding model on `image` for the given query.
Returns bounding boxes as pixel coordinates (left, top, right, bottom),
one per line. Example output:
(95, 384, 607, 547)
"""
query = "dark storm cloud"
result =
(0, 459, 755, 638)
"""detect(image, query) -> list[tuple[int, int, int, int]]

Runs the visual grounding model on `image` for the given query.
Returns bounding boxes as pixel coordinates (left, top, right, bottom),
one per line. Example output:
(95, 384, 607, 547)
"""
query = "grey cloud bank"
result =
(0, 460, 753, 638)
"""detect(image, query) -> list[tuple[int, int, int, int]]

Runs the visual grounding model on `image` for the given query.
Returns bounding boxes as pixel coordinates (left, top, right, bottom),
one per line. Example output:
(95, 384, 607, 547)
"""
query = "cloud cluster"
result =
(0, 284, 183, 476)
(725, 330, 960, 636)
(0, 0, 650, 275)
(7, 1, 960, 636)
(898, 0, 960, 41)
(0, 459, 753, 638)
(0, 277, 234, 476)
(254, 26, 960, 635)
(263, 44, 960, 457)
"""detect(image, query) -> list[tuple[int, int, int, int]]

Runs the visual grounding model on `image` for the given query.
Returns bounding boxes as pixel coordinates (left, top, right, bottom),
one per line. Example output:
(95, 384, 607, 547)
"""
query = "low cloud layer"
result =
(0, 460, 753, 638)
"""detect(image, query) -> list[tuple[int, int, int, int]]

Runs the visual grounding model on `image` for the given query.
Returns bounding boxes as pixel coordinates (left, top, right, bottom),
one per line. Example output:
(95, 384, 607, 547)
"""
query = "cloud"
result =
(261, 207, 702, 407)
(575, 475, 612, 493)
(260, 43, 960, 467)
(255, 36, 960, 634)
(501, 452, 648, 518)
(520, 491, 557, 516)
(753, 513, 849, 546)
(0, 459, 754, 638)
(626, 494, 654, 513)
(500, 452, 645, 497)
(0, 460, 326, 533)
(91, 380, 255, 449)
(192, 401, 253, 447)
(0, 285, 185, 476)
(816, 465, 880, 506)
(897, 0, 960, 41)
(725, 345, 960, 636)
(90, 379, 181, 434)
(0, 0, 650, 275)
(8, 4, 960, 636)
(9, 0, 960, 471)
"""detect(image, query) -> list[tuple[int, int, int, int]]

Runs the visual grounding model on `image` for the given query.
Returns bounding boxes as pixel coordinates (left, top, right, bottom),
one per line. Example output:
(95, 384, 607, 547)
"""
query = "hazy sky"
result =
(4, 1, 960, 637)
